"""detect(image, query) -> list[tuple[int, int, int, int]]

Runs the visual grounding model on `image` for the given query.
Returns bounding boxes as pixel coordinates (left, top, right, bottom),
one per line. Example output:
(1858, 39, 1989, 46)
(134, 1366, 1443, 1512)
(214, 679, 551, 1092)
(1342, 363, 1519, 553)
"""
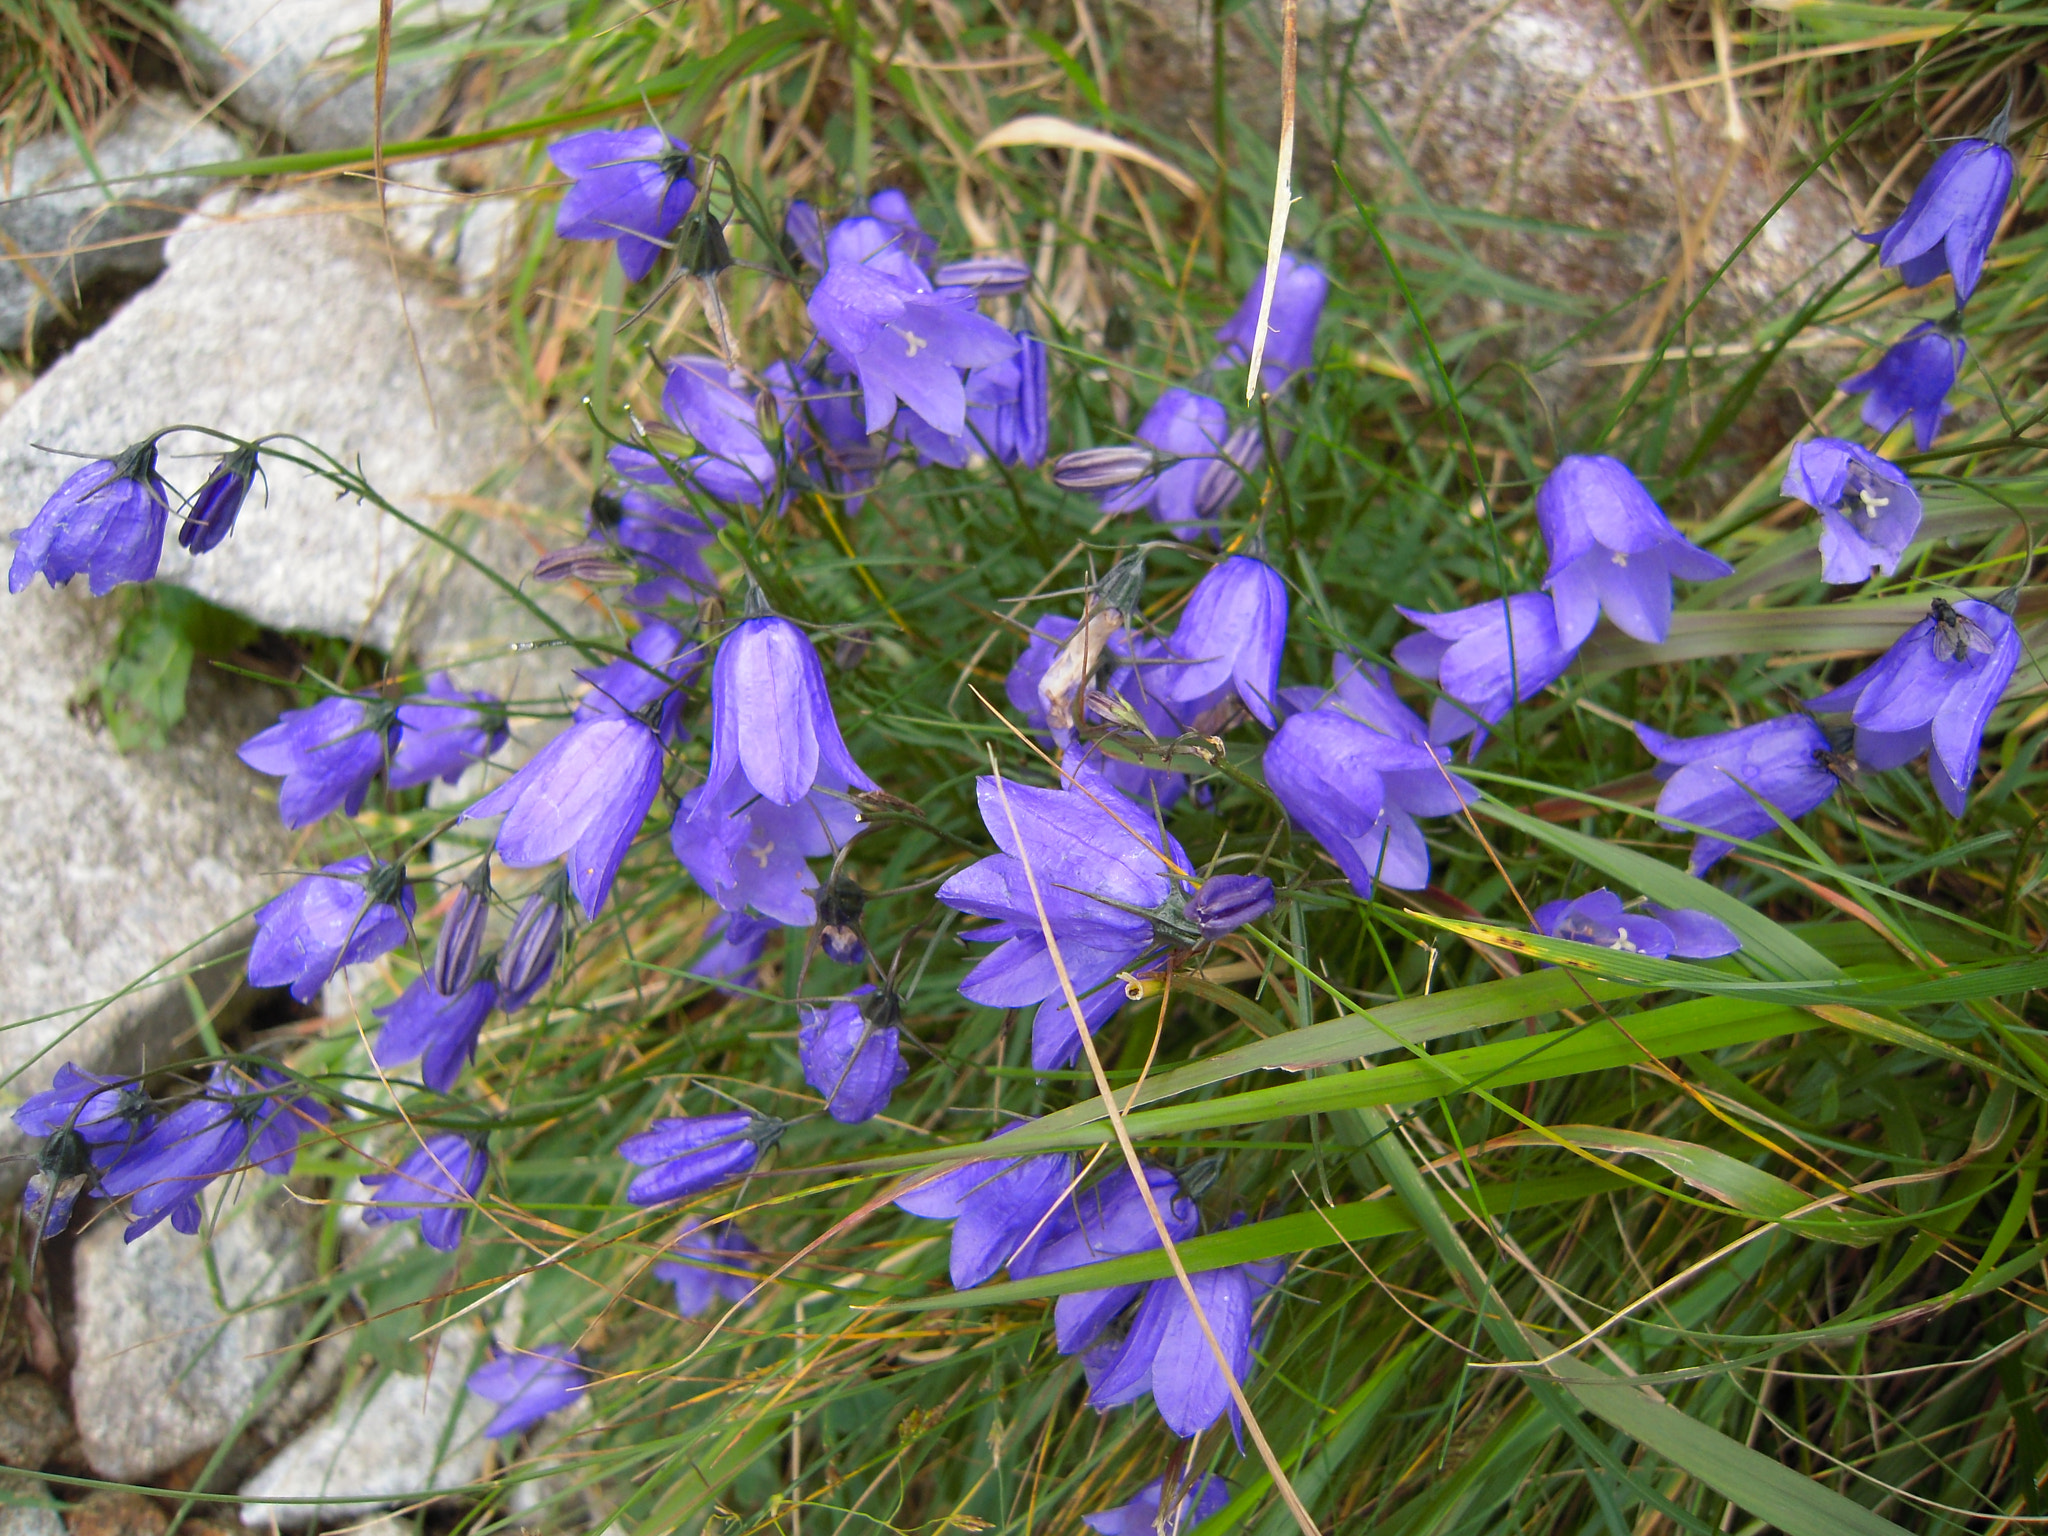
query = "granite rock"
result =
(0, 1472, 62, 1536)
(0, 1377, 71, 1470)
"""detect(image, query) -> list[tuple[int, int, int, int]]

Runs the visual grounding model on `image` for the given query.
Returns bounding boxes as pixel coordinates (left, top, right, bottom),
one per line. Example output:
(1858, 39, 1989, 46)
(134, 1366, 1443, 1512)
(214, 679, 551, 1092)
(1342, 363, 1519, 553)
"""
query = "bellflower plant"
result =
(798, 987, 909, 1123)
(1015, 1162, 1203, 1354)
(1841, 321, 1966, 451)
(549, 126, 695, 282)
(9, 440, 172, 595)
(1394, 593, 1578, 748)
(894, 1124, 1076, 1289)
(655, 1218, 761, 1316)
(468, 1345, 588, 1439)
(1535, 456, 1732, 648)
(389, 674, 508, 791)
(1084, 1476, 1232, 1536)
(766, 360, 886, 512)
(618, 1110, 785, 1207)
(897, 330, 1049, 469)
(1186, 874, 1275, 938)
(614, 358, 778, 506)
(1085, 1252, 1284, 1439)
(1531, 889, 1742, 960)
(587, 486, 719, 607)
(248, 857, 415, 1003)
(372, 971, 498, 1092)
(1158, 554, 1288, 728)
(239, 693, 398, 827)
(1005, 616, 1188, 809)
(1215, 251, 1330, 388)
(361, 1133, 487, 1252)
(178, 444, 259, 554)
(1636, 716, 1842, 873)
(1783, 438, 1924, 585)
(1810, 596, 2021, 814)
(1860, 135, 2013, 306)
(1097, 389, 1232, 535)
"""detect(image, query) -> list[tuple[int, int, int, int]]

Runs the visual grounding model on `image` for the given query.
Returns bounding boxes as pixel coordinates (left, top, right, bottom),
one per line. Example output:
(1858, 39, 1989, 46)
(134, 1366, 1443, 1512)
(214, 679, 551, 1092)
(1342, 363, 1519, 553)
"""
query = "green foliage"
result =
(80, 584, 256, 751)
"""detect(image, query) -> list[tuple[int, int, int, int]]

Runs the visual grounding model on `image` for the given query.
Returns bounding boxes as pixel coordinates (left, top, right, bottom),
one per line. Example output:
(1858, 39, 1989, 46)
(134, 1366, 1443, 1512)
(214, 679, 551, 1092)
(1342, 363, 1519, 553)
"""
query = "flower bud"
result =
(932, 255, 1033, 295)
(1186, 874, 1276, 940)
(1192, 424, 1264, 519)
(533, 542, 631, 584)
(675, 207, 733, 278)
(433, 864, 492, 995)
(179, 444, 260, 555)
(1051, 446, 1156, 492)
(498, 875, 572, 1011)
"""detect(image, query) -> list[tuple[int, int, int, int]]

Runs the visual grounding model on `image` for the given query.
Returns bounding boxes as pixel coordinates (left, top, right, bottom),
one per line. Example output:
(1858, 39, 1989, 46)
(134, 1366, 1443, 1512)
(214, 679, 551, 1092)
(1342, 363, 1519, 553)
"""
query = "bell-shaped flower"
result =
(573, 619, 702, 747)
(807, 216, 1018, 436)
(1015, 1163, 1202, 1354)
(1810, 596, 2020, 814)
(13, 1064, 154, 1173)
(673, 613, 878, 926)
(498, 877, 571, 1011)
(1782, 438, 1923, 586)
(372, 971, 498, 1092)
(783, 199, 825, 270)
(692, 910, 778, 992)
(799, 988, 909, 1124)
(1005, 617, 1189, 810)
(1084, 1476, 1231, 1536)
(467, 1344, 587, 1439)
(894, 1123, 1076, 1289)
(9, 440, 171, 596)
(1635, 716, 1840, 874)
(587, 486, 719, 607)
(362, 1133, 487, 1252)
(654, 1218, 760, 1316)
(1096, 389, 1232, 535)
(618, 1110, 784, 1207)
(1841, 321, 1965, 452)
(614, 358, 779, 506)
(766, 360, 888, 514)
(865, 188, 938, 271)
(239, 693, 399, 828)
(1393, 593, 1577, 749)
(389, 674, 507, 790)
(1277, 653, 1428, 740)
(248, 857, 415, 1003)
(1083, 1256, 1281, 1440)
(1157, 554, 1288, 728)
(896, 329, 1049, 469)
(1215, 251, 1329, 389)
(1535, 456, 1732, 648)
(178, 444, 259, 555)
(1531, 889, 1741, 960)
(1859, 136, 2012, 307)
(549, 126, 695, 282)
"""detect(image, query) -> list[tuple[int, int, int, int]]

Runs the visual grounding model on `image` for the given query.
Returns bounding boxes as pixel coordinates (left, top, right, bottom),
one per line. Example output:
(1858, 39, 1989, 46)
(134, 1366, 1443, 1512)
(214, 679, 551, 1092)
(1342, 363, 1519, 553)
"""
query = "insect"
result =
(1930, 597, 1995, 664)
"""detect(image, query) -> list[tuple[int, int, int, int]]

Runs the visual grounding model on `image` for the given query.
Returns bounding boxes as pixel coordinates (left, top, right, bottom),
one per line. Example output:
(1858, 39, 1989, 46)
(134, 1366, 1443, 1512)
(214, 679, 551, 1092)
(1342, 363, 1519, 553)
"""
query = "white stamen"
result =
(747, 840, 775, 868)
(1609, 926, 1640, 953)
(1611, 550, 1628, 568)
(900, 329, 928, 358)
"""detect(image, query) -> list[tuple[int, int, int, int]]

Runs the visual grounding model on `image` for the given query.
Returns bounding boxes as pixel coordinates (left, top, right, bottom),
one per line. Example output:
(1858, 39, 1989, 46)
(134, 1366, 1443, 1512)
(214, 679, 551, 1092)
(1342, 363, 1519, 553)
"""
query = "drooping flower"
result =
(178, 444, 259, 555)
(931, 254, 1033, 295)
(12, 1063, 155, 1159)
(1810, 596, 2020, 814)
(467, 1344, 588, 1439)
(617, 1111, 784, 1207)
(572, 619, 703, 747)
(372, 972, 498, 1093)
(1782, 438, 1924, 586)
(1859, 136, 2013, 307)
(1535, 456, 1732, 648)
(9, 440, 172, 596)
(362, 1133, 487, 1252)
(894, 1125, 1076, 1290)
(1015, 1163, 1202, 1354)
(1097, 389, 1233, 536)
(1215, 251, 1330, 389)
(549, 126, 696, 282)
(614, 358, 779, 507)
(389, 674, 508, 791)
(654, 1218, 760, 1316)
(587, 487, 720, 608)
(766, 360, 888, 515)
(239, 694, 399, 828)
(865, 188, 938, 271)
(1840, 322, 1966, 452)
(1084, 1477, 1232, 1536)
(1084, 1254, 1283, 1439)
(672, 613, 878, 926)
(248, 857, 415, 1003)
(1157, 554, 1289, 728)
(896, 329, 1049, 469)
(98, 1063, 328, 1241)
(1531, 889, 1742, 960)
(691, 910, 779, 992)
(498, 877, 572, 1011)
(798, 988, 909, 1124)
(1635, 716, 1841, 874)
(1393, 593, 1578, 748)
(807, 216, 1018, 436)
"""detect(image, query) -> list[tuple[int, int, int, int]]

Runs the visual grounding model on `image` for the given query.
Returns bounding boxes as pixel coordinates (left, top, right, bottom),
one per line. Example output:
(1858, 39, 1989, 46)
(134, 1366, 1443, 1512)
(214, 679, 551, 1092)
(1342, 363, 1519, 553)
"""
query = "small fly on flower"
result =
(1930, 597, 1995, 663)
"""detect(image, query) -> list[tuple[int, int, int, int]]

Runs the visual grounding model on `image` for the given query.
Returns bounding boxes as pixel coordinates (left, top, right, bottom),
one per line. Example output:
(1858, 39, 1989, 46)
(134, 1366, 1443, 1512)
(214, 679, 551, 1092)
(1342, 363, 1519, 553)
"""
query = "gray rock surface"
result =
(0, 1376, 71, 1470)
(0, 93, 238, 351)
(236, 1325, 494, 1528)
(71, 1188, 314, 1482)
(0, 1472, 63, 1536)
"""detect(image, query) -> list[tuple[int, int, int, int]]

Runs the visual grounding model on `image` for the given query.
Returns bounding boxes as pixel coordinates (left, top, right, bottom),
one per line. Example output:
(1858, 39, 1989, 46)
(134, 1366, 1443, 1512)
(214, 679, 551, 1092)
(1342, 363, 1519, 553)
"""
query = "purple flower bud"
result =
(1084, 1476, 1232, 1536)
(1098, 389, 1232, 537)
(1840, 321, 1966, 453)
(1215, 251, 1330, 388)
(783, 199, 825, 271)
(498, 877, 571, 1012)
(362, 1133, 487, 1252)
(618, 1111, 784, 1206)
(431, 865, 492, 995)
(9, 439, 172, 596)
(390, 674, 508, 791)
(1782, 439, 1923, 586)
(1392, 593, 1578, 749)
(654, 1218, 760, 1315)
(1859, 137, 2012, 307)
(248, 857, 415, 1003)
(798, 988, 909, 1124)
(1810, 596, 2020, 815)
(467, 1344, 587, 1439)
(178, 444, 259, 555)
(894, 1122, 1076, 1289)
(533, 541, 631, 584)
(1187, 874, 1275, 939)
(932, 254, 1033, 294)
(239, 693, 398, 828)
(1535, 456, 1732, 648)
(692, 910, 779, 993)
(1052, 445, 1157, 492)
(1158, 554, 1288, 728)
(1016, 1164, 1200, 1354)
(372, 972, 497, 1092)
(815, 876, 866, 966)
(1635, 716, 1841, 873)
(549, 126, 695, 282)
(1530, 888, 1741, 960)
(865, 188, 937, 271)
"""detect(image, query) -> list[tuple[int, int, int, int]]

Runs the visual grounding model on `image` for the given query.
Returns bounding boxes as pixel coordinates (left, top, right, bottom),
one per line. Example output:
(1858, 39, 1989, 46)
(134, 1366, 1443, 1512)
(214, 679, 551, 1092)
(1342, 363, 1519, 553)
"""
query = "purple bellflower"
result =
(894, 1124, 1076, 1290)
(1810, 596, 2020, 814)
(372, 972, 497, 1092)
(1186, 874, 1275, 938)
(248, 857, 415, 1003)
(1015, 1163, 1202, 1355)
(896, 329, 1049, 469)
(1098, 389, 1232, 536)
(1636, 716, 1841, 874)
(1531, 889, 1742, 960)
(1782, 438, 1924, 586)
(468, 1344, 587, 1439)
(98, 1063, 327, 1241)
(1084, 1476, 1232, 1536)
(549, 126, 695, 282)
(1005, 616, 1188, 810)
(1158, 554, 1288, 729)
(1860, 136, 2013, 307)
(865, 188, 938, 272)
(807, 216, 1018, 436)
(1394, 593, 1578, 749)
(498, 877, 571, 1011)
(784, 200, 825, 271)
(618, 1110, 785, 1207)
(9, 440, 172, 596)
(1841, 321, 1966, 452)
(692, 910, 778, 992)
(362, 1133, 487, 1252)
(14, 1065, 154, 1233)
(1215, 251, 1330, 389)
(390, 674, 508, 790)
(178, 444, 259, 555)
(433, 865, 491, 995)
(931, 254, 1033, 295)
(655, 1218, 760, 1316)
(798, 988, 910, 1124)
(588, 487, 719, 608)
(614, 358, 778, 507)
(1535, 456, 1732, 648)
(1084, 1252, 1284, 1440)
(673, 613, 878, 926)
(766, 360, 888, 514)
(239, 693, 399, 828)
(573, 619, 702, 747)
